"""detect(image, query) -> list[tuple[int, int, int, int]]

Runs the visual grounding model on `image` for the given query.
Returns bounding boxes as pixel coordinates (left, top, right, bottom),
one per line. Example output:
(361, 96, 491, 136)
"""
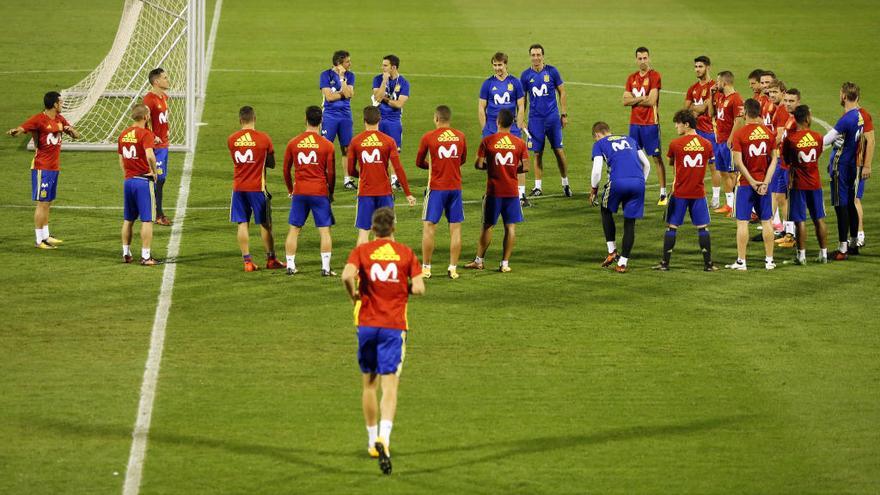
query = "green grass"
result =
(1, 1, 879, 493)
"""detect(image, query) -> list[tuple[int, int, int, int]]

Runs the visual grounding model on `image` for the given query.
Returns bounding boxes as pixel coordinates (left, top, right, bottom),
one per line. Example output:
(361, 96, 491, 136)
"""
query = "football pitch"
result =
(2, 1, 879, 493)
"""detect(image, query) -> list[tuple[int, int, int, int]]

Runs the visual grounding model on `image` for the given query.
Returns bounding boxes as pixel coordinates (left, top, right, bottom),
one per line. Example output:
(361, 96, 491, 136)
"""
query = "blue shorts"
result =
(666, 196, 710, 227)
(321, 115, 354, 147)
(289, 194, 334, 228)
(379, 120, 402, 150)
(602, 178, 645, 219)
(789, 189, 825, 222)
(356, 195, 394, 230)
(769, 163, 789, 194)
(696, 130, 716, 163)
(357, 326, 406, 375)
(31, 169, 59, 202)
(830, 171, 857, 207)
(481, 195, 523, 226)
(230, 190, 270, 225)
(154, 148, 169, 182)
(423, 189, 464, 224)
(123, 177, 155, 222)
(527, 114, 563, 152)
(735, 185, 772, 221)
(857, 176, 866, 199)
(628, 124, 661, 156)
(713, 141, 734, 173)
(482, 121, 522, 138)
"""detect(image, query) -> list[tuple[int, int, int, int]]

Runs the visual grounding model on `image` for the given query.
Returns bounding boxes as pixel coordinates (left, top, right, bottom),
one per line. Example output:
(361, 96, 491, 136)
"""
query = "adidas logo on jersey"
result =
(748, 126, 771, 140)
(369, 243, 401, 261)
(494, 135, 516, 150)
(121, 129, 138, 143)
(797, 132, 819, 148)
(297, 134, 320, 149)
(437, 129, 459, 142)
(234, 132, 256, 147)
(682, 137, 704, 152)
(361, 133, 382, 147)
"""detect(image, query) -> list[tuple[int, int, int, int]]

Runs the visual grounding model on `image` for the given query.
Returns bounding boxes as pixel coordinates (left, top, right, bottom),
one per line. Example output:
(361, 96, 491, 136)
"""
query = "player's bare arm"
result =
(637, 88, 659, 107)
(863, 129, 875, 179)
(558, 84, 568, 128)
(410, 274, 425, 295)
(622, 91, 643, 107)
(6, 126, 25, 137)
(728, 117, 745, 147)
(341, 263, 359, 303)
(516, 97, 526, 131)
(322, 87, 343, 102)
(386, 95, 408, 110)
(63, 125, 80, 139)
(146, 148, 158, 177)
(474, 155, 487, 170)
(518, 156, 531, 174)
(477, 99, 488, 130)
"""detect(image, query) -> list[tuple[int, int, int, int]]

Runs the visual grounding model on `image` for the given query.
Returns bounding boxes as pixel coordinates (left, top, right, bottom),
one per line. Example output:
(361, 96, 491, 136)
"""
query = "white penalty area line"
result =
(121, 2, 223, 495)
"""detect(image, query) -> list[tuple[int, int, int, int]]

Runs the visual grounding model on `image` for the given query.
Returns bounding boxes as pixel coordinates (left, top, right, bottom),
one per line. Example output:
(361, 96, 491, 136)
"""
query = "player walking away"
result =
(622, 47, 666, 205)
(520, 44, 571, 198)
(708, 70, 744, 216)
(654, 110, 717, 271)
(348, 106, 416, 246)
(341, 207, 425, 475)
(117, 104, 159, 265)
(320, 50, 356, 190)
(372, 55, 410, 191)
(589, 122, 651, 273)
(416, 105, 467, 280)
(143, 68, 172, 226)
(684, 55, 722, 208)
(766, 80, 793, 238)
(7, 91, 79, 249)
(725, 98, 779, 271)
(854, 103, 874, 249)
(478, 52, 530, 207)
(283, 106, 337, 276)
(227, 106, 285, 272)
(823, 82, 869, 259)
(465, 109, 529, 272)
(782, 105, 829, 264)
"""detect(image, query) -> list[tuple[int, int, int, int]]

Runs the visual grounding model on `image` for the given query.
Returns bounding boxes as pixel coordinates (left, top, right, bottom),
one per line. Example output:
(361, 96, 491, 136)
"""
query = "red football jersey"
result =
(283, 131, 336, 196)
(626, 70, 661, 125)
(861, 108, 874, 132)
(771, 104, 790, 137)
(347, 239, 422, 331)
(713, 91, 744, 143)
(415, 127, 467, 191)
(347, 130, 411, 196)
(478, 132, 528, 198)
(118, 126, 155, 179)
(685, 80, 716, 134)
(859, 108, 874, 166)
(20, 112, 70, 170)
(732, 123, 775, 186)
(227, 129, 274, 192)
(143, 91, 170, 148)
(783, 129, 824, 190)
(667, 134, 713, 199)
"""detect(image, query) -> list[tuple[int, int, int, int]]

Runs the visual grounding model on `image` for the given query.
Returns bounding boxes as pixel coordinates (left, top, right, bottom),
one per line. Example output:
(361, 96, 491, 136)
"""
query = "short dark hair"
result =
(43, 91, 61, 109)
(131, 103, 149, 122)
(332, 50, 350, 66)
(371, 207, 395, 237)
(761, 70, 777, 80)
(529, 44, 544, 55)
(305, 105, 322, 126)
(744, 98, 761, 118)
(841, 81, 860, 102)
(635, 46, 649, 56)
(239, 105, 255, 122)
(384, 54, 400, 69)
(363, 106, 381, 125)
(747, 69, 764, 81)
(435, 105, 451, 122)
(492, 52, 508, 64)
(718, 71, 734, 83)
(785, 88, 802, 99)
(694, 55, 711, 66)
(793, 104, 811, 125)
(673, 109, 697, 129)
(768, 80, 786, 92)
(496, 109, 514, 129)
(592, 121, 611, 135)
(148, 68, 165, 85)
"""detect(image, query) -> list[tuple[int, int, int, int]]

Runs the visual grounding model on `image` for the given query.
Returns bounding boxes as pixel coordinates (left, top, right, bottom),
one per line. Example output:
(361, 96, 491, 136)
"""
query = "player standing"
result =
(748, 69, 764, 101)
(684, 55, 722, 208)
(765, 80, 792, 236)
(117, 104, 159, 265)
(726, 98, 779, 270)
(283, 106, 337, 276)
(320, 50, 357, 190)
(6, 91, 79, 249)
(348, 107, 416, 245)
(465, 109, 529, 272)
(416, 105, 467, 280)
(143, 68, 172, 226)
(227, 106, 285, 272)
(622, 47, 666, 205)
(654, 110, 717, 271)
(341, 207, 425, 475)
(854, 103, 874, 249)
(588, 122, 651, 273)
(520, 44, 571, 198)
(371, 55, 410, 191)
(708, 70, 744, 216)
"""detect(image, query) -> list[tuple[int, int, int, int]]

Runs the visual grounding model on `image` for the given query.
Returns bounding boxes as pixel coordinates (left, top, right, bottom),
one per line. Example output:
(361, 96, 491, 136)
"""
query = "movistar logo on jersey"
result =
(682, 137, 704, 152)
(297, 151, 317, 165)
(437, 130, 459, 142)
(297, 134, 320, 149)
(45, 133, 61, 145)
(234, 132, 256, 147)
(748, 126, 771, 140)
(493, 92, 511, 105)
(361, 133, 382, 147)
(531, 84, 549, 97)
(121, 145, 138, 159)
(494, 135, 516, 150)
(158, 111, 168, 125)
(121, 129, 138, 143)
(797, 133, 819, 148)
(438, 144, 459, 159)
(369, 243, 401, 261)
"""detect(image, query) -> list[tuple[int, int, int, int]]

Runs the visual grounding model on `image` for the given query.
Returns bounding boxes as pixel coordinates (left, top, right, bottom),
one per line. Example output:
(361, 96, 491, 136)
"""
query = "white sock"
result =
(660, 187, 667, 196)
(839, 242, 848, 253)
(320, 252, 331, 271)
(286, 255, 296, 269)
(561, 177, 569, 186)
(501, 260, 509, 268)
(344, 175, 352, 183)
(784, 221, 795, 235)
(379, 420, 393, 445)
(447, 264, 456, 272)
(390, 174, 398, 183)
(422, 263, 431, 271)
(534, 179, 542, 190)
(858, 231, 865, 242)
(474, 256, 483, 264)
(618, 256, 628, 266)
(765, 256, 774, 264)
(773, 209, 781, 224)
(725, 192, 734, 207)
(123, 245, 132, 256)
(518, 185, 526, 196)
(737, 259, 746, 266)
(141, 248, 151, 260)
(367, 425, 378, 447)
(820, 248, 828, 258)
(798, 249, 806, 260)
(42, 225, 50, 239)
(712, 187, 720, 200)
(35, 229, 44, 244)
(606, 241, 616, 253)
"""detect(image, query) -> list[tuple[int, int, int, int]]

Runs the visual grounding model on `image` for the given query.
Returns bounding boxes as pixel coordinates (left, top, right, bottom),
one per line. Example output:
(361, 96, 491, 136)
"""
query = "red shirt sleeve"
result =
(346, 246, 361, 267)
(347, 143, 358, 178)
(141, 129, 154, 150)
(325, 141, 336, 196)
(388, 143, 412, 196)
(20, 114, 41, 132)
(652, 71, 662, 90)
(459, 133, 468, 164)
(733, 95, 745, 117)
(731, 130, 743, 153)
(283, 141, 294, 194)
(415, 133, 430, 169)
(666, 142, 675, 160)
(408, 246, 422, 278)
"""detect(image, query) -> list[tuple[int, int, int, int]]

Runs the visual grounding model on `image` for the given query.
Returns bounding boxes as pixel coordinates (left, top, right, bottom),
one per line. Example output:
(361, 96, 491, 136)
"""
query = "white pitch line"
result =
(121, 2, 223, 495)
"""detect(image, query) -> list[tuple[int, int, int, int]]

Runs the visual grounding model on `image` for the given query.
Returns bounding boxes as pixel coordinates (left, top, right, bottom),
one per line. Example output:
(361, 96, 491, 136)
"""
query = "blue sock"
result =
(662, 229, 677, 264)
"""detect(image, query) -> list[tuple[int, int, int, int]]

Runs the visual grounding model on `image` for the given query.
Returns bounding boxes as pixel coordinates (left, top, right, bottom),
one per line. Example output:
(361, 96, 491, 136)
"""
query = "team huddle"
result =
(7, 45, 875, 475)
